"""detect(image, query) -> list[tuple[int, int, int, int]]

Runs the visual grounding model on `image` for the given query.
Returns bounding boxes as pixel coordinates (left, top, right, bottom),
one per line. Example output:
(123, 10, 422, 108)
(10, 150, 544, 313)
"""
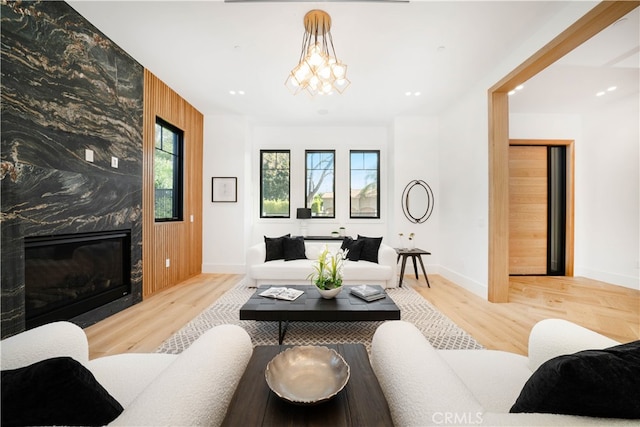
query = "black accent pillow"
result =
(264, 234, 290, 262)
(341, 237, 364, 261)
(1, 356, 124, 427)
(357, 235, 383, 264)
(510, 340, 640, 419)
(283, 236, 307, 261)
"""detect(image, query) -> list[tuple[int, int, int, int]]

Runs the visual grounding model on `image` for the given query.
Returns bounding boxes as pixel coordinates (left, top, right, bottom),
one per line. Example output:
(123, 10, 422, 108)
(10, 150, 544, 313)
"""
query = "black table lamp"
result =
(296, 208, 311, 236)
(296, 208, 312, 219)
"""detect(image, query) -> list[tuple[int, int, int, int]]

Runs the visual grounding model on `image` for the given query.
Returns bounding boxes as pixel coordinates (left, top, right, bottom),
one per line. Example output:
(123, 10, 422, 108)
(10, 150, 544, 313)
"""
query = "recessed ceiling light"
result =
(508, 90, 516, 96)
(596, 91, 606, 97)
(515, 85, 524, 91)
(607, 86, 617, 92)
(405, 91, 412, 96)
(414, 92, 421, 97)
(229, 90, 236, 95)
(229, 90, 245, 96)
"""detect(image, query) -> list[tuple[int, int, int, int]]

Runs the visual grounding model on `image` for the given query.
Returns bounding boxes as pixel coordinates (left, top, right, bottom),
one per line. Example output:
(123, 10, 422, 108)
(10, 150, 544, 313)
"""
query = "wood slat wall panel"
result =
(143, 70, 204, 298)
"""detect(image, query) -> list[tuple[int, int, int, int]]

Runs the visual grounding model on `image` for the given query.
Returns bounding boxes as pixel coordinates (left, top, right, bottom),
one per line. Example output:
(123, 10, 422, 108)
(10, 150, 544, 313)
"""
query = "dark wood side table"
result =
(221, 343, 393, 427)
(395, 248, 431, 288)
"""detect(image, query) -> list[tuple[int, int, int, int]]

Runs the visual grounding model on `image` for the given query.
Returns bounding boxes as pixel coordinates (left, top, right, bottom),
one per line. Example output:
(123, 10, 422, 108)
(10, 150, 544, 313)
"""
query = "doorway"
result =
(509, 140, 574, 276)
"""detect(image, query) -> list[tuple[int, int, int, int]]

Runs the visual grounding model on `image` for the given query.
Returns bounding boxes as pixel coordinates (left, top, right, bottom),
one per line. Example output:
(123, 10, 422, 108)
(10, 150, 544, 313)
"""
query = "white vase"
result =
(317, 286, 342, 299)
(408, 239, 415, 249)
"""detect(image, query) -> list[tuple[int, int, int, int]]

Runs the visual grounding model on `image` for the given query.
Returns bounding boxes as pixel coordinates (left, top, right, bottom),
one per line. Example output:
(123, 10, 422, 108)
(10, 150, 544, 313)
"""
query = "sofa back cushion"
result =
(340, 237, 365, 261)
(283, 236, 307, 261)
(264, 234, 290, 261)
(357, 235, 383, 263)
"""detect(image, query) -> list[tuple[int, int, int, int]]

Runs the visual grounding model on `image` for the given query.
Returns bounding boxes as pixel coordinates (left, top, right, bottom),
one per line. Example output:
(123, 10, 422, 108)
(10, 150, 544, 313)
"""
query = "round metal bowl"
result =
(265, 346, 350, 405)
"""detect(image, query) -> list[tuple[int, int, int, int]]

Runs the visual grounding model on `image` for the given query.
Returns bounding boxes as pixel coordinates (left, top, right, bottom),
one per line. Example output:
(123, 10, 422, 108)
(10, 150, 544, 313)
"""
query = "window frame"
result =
(260, 149, 291, 218)
(305, 150, 336, 219)
(349, 150, 381, 219)
(154, 117, 184, 222)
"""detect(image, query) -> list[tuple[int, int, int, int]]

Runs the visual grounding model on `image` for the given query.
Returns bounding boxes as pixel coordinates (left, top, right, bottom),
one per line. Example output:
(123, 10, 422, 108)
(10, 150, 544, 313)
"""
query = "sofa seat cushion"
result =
(342, 261, 392, 281)
(251, 259, 393, 283)
(440, 349, 532, 413)
(251, 259, 316, 281)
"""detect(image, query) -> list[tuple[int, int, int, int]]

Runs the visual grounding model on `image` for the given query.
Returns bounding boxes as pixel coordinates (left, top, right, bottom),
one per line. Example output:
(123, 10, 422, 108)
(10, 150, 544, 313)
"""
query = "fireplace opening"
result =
(24, 230, 131, 329)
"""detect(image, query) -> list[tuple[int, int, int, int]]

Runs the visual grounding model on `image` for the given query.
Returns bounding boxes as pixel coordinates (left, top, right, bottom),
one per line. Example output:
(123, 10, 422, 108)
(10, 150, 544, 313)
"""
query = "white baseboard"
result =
(202, 263, 246, 274)
(436, 265, 488, 299)
(574, 267, 639, 291)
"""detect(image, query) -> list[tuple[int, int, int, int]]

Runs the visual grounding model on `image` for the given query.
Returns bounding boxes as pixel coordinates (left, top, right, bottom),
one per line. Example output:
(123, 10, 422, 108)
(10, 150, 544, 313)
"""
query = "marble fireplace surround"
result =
(1, 1, 143, 337)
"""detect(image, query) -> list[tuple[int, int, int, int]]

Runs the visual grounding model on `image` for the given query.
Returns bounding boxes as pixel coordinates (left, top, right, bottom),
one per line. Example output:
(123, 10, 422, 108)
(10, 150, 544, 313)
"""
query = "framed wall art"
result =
(212, 177, 237, 202)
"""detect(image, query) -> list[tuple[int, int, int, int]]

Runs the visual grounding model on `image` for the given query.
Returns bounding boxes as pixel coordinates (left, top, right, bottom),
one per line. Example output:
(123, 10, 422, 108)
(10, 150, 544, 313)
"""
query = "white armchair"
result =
(1, 321, 253, 426)
(371, 319, 636, 426)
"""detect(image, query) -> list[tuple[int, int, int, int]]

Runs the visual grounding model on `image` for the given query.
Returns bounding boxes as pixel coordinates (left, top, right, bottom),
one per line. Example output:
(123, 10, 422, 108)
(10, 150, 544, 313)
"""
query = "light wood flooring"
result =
(85, 273, 639, 359)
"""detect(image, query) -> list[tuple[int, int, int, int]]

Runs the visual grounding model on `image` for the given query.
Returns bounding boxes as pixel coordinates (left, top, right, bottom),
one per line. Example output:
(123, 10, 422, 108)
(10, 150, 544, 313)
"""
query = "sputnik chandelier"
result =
(285, 9, 350, 96)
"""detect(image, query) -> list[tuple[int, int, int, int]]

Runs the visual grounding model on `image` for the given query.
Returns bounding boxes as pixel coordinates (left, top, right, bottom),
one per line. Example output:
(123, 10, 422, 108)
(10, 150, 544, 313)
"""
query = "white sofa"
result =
(1, 321, 253, 426)
(371, 319, 637, 426)
(246, 239, 398, 288)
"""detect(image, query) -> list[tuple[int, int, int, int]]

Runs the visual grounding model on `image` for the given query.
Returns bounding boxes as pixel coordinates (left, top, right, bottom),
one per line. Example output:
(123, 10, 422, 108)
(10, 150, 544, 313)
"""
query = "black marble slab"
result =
(1, 1, 144, 337)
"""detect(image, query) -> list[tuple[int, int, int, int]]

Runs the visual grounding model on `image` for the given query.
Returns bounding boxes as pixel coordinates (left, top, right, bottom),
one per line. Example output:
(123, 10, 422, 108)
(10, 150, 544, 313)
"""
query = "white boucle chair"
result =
(370, 319, 636, 426)
(1, 321, 253, 426)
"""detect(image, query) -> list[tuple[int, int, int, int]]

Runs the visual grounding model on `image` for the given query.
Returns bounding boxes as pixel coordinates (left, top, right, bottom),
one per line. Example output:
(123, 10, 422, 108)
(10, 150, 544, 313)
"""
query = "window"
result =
(260, 150, 290, 218)
(305, 150, 335, 218)
(350, 150, 380, 218)
(154, 118, 183, 221)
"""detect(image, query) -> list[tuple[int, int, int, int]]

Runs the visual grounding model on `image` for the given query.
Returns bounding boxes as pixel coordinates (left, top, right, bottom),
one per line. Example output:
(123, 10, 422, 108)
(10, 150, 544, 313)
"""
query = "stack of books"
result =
(350, 285, 385, 302)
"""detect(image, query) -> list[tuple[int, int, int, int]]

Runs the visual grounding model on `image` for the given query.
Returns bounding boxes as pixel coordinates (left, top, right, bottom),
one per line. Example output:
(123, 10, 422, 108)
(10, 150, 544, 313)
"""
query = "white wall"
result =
(248, 125, 391, 245)
(202, 115, 249, 273)
(510, 98, 639, 290)
(436, 1, 596, 298)
(393, 116, 440, 272)
(578, 96, 639, 289)
(201, 1, 605, 296)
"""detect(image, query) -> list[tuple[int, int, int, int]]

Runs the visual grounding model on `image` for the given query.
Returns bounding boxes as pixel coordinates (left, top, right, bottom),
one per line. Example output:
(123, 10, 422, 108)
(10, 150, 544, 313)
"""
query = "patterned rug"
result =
(156, 280, 483, 354)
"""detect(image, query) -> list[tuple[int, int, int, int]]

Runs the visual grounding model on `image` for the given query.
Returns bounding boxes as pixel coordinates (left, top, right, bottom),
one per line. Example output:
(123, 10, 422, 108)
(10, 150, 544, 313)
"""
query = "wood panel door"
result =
(509, 146, 548, 274)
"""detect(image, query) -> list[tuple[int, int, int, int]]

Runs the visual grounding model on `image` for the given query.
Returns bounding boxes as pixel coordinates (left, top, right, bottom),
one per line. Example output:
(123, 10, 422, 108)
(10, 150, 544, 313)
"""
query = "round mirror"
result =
(402, 180, 434, 224)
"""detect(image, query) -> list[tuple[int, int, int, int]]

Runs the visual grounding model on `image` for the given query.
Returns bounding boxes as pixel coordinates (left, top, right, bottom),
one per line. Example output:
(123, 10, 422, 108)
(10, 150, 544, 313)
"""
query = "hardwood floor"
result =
(85, 273, 639, 359)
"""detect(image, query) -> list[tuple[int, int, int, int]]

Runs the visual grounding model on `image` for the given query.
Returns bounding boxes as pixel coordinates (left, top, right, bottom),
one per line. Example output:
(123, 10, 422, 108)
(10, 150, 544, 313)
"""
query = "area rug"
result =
(156, 280, 483, 354)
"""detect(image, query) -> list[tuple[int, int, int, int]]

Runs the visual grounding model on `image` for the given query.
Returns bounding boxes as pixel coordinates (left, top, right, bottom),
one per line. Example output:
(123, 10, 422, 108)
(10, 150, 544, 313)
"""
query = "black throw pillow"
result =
(264, 234, 290, 262)
(341, 237, 364, 261)
(1, 356, 124, 427)
(510, 340, 640, 419)
(357, 235, 383, 264)
(283, 236, 307, 261)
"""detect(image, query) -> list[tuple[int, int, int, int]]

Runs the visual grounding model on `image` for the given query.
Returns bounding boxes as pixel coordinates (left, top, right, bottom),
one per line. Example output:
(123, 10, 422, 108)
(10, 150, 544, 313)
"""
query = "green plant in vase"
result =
(308, 246, 347, 290)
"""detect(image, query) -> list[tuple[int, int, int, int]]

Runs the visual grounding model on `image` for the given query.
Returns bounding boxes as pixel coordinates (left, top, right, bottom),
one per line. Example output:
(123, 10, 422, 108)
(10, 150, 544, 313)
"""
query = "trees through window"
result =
(154, 118, 183, 222)
(350, 150, 380, 218)
(260, 150, 290, 217)
(305, 150, 335, 218)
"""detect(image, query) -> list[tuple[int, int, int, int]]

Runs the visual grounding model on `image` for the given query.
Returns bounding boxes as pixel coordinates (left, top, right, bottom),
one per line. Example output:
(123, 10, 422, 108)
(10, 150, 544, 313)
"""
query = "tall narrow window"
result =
(260, 150, 290, 218)
(305, 150, 335, 218)
(154, 118, 183, 222)
(350, 150, 380, 218)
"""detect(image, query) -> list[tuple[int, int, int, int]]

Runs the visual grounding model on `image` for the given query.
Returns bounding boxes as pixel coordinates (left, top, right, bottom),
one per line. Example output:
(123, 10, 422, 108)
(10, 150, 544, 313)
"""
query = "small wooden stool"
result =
(395, 248, 431, 287)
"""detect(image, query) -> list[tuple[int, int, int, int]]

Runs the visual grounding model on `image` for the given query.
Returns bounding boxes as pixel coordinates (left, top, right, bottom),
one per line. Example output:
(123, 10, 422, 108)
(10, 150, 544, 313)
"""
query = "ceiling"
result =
(67, 1, 638, 125)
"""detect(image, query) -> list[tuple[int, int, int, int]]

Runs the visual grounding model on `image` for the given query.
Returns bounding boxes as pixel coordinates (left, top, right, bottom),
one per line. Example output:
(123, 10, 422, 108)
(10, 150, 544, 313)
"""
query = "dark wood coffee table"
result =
(221, 343, 393, 426)
(240, 285, 401, 344)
